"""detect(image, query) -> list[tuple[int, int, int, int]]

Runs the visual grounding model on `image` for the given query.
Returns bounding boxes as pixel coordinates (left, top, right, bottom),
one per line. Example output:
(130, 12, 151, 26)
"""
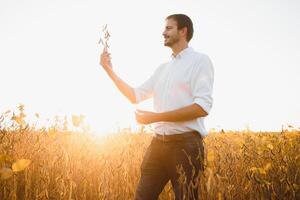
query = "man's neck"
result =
(171, 41, 189, 57)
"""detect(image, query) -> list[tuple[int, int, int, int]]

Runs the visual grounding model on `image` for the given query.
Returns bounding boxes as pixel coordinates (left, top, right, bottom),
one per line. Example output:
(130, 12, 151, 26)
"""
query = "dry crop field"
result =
(0, 107, 299, 200)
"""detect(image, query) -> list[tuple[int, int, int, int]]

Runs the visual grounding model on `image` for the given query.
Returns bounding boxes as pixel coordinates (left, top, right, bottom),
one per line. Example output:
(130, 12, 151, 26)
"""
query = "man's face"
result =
(162, 19, 180, 47)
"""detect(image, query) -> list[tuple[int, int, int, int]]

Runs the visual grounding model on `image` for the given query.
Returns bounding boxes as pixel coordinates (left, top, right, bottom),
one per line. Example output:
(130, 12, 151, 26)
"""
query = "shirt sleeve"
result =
(190, 55, 214, 114)
(134, 65, 163, 103)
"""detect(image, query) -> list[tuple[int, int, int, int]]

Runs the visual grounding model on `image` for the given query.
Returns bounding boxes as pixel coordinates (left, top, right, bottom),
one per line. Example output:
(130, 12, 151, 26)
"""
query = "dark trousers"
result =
(134, 132, 205, 200)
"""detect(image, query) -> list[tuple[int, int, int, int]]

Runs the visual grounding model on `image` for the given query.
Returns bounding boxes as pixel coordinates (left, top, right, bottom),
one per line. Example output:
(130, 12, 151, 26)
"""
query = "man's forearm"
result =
(157, 103, 208, 122)
(105, 68, 136, 104)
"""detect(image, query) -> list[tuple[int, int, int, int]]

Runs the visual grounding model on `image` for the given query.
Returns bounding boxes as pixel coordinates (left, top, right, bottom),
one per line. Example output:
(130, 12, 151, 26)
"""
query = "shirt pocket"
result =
(170, 77, 192, 97)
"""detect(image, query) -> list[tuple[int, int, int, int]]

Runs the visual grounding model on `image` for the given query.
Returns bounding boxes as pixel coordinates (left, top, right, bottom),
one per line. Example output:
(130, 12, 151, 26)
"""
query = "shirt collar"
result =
(171, 47, 193, 59)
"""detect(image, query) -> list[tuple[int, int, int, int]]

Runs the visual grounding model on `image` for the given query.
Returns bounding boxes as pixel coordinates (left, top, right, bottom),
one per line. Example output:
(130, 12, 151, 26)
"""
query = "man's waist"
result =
(153, 131, 202, 142)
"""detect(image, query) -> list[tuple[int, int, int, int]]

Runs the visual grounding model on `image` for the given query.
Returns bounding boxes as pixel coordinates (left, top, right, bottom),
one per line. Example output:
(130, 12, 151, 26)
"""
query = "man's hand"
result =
(100, 49, 113, 72)
(135, 109, 160, 125)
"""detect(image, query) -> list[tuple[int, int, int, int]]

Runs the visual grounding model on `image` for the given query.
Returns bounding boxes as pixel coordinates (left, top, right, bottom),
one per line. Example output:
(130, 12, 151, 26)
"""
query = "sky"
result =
(1, 0, 299, 134)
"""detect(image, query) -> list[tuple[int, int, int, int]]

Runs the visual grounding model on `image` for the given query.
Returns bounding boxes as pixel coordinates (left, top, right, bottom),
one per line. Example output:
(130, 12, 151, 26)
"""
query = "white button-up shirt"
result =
(134, 47, 214, 136)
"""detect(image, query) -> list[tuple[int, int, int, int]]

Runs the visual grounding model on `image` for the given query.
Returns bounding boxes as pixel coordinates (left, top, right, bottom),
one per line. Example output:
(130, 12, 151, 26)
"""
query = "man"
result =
(100, 14, 214, 200)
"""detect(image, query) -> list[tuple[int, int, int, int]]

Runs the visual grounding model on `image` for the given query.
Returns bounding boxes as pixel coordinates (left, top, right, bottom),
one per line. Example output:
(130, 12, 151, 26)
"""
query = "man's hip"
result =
(153, 130, 203, 142)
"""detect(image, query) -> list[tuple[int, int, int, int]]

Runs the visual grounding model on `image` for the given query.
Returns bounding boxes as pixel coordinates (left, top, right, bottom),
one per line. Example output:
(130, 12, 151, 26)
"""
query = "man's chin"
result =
(164, 42, 171, 47)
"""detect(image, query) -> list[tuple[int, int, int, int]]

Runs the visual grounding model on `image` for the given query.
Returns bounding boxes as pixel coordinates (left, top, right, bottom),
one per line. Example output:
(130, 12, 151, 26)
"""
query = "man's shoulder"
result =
(190, 50, 211, 62)
(189, 50, 214, 71)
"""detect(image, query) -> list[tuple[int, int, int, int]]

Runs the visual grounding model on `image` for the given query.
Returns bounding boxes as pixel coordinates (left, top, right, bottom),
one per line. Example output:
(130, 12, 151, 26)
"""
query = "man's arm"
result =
(100, 51, 136, 104)
(135, 103, 208, 125)
(159, 103, 208, 121)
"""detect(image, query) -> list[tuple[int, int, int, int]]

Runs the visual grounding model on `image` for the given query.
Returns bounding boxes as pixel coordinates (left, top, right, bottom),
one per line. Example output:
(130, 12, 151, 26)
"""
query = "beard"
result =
(164, 35, 180, 47)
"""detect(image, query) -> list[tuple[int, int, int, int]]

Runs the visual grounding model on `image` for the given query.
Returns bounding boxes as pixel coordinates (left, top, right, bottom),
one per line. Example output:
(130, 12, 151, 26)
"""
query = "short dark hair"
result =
(166, 14, 194, 42)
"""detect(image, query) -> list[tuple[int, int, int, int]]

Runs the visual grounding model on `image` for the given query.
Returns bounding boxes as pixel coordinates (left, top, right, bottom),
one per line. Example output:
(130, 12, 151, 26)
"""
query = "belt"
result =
(153, 131, 202, 142)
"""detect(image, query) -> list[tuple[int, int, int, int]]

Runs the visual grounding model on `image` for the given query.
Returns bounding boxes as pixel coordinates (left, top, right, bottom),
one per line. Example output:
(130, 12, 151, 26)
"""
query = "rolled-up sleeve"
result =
(134, 65, 163, 103)
(190, 55, 214, 114)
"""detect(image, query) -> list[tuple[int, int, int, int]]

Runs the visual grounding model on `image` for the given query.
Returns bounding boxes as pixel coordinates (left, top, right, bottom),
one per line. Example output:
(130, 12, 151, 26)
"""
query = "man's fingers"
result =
(135, 113, 141, 123)
(101, 52, 110, 56)
(101, 52, 111, 58)
(135, 110, 145, 117)
(135, 110, 145, 115)
(100, 53, 111, 62)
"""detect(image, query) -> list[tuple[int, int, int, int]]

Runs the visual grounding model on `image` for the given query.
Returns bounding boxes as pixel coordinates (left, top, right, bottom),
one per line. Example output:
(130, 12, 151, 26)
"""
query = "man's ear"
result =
(180, 27, 188, 38)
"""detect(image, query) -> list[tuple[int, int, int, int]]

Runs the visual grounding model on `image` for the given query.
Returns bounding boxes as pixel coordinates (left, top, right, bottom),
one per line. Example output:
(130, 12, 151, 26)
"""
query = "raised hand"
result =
(100, 49, 113, 72)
